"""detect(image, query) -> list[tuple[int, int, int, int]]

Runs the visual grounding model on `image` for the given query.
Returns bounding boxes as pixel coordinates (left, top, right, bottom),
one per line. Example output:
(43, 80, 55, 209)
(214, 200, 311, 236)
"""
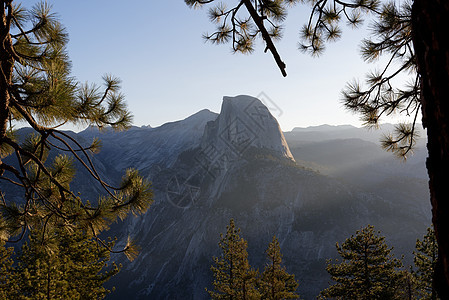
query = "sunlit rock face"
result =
(201, 95, 294, 162)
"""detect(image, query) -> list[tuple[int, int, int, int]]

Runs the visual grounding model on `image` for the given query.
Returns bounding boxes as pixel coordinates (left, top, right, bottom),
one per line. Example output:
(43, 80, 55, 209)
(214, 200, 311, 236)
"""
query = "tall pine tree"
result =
(259, 236, 299, 300)
(208, 219, 260, 299)
(414, 227, 439, 300)
(320, 225, 403, 299)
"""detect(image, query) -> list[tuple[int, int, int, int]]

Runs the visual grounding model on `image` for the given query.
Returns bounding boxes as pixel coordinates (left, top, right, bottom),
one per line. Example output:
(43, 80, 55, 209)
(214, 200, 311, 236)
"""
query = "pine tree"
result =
(259, 236, 299, 300)
(208, 219, 260, 299)
(186, 0, 449, 295)
(0, 239, 16, 299)
(11, 228, 120, 299)
(414, 227, 439, 300)
(396, 268, 420, 300)
(0, 1, 152, 256)
(320, 225, 403, 299)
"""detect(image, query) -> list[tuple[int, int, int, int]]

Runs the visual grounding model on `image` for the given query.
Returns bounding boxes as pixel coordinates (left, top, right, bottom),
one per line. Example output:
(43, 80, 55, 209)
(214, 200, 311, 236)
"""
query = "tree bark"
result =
(0, 1, 13, 140)
(411, 0, 449, 298)
(0, 1, 13, 175)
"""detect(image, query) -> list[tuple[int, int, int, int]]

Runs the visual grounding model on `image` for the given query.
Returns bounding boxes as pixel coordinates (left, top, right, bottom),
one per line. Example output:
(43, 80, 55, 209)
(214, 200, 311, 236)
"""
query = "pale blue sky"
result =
(20, 0, 409, 131)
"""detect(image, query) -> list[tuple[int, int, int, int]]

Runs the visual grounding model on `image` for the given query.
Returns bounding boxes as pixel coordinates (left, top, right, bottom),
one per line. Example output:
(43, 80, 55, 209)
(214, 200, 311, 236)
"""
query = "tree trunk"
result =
(411, 0, 449, 298)
(0, 1, 13, 178)
(0, 1, 13, 141)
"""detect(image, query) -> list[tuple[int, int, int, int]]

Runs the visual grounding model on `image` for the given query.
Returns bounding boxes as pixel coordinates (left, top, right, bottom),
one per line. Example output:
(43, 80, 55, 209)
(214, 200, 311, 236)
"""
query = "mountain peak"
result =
(222, 94, 262, 108)
(200, 95, 294, 161)
(184, 109, 218, 123)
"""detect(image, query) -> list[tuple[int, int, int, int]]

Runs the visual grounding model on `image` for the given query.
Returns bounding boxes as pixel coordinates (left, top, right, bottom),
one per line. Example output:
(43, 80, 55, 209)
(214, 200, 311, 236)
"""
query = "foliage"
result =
(0, 1, 152, 256)
(6, 228, 119, 299)
(0, 239, 16, 299)
(320, 225, 403, 299)
(208, 223, 441, 299)
(414, 227, 439, 299)
(208, 219, 260, 299)
(332, 1, 419, 159)
(185, 0, 302, 77)
(259, 236, 299, 299)
(208, 220, 300, 299)
(396, 268, 420, 300)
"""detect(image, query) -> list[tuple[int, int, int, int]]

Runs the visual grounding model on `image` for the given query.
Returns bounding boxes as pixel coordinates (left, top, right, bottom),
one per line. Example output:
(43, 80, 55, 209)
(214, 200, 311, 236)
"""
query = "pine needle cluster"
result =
(297, 0, 419, 158)
(185, 0, 297, 52)
(0, 1, 153, 258)
(185, 0, 301, 76)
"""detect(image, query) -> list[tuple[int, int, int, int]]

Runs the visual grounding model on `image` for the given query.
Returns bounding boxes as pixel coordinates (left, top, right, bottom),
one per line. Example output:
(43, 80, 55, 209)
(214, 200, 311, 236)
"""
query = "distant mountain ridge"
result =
(292, 124, 358, 131)
(288, 123, 425, 146)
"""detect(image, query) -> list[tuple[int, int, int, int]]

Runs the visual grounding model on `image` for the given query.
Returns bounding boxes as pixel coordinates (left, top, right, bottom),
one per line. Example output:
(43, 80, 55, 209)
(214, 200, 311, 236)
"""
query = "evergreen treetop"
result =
(414, 226, 439, 300)
(208, 219, 260, 300)
(208, 222, 300, 299)
(320, 225, 403, 299)
(260, 236, 299, 300)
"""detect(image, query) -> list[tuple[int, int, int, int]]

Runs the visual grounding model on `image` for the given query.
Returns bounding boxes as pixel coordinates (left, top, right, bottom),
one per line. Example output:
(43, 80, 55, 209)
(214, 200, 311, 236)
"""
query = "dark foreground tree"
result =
(0, 1, 152, 256)
(396, 268, 419, 300)
(208, 219, 260, 299)
(185, 0, 449, 295)
(0, 239, 16, 299)
(320, 225, 403, 299)
(260, 236, 299, 299)
(0, 228, 119, 299)
(414, 227, 439, 299)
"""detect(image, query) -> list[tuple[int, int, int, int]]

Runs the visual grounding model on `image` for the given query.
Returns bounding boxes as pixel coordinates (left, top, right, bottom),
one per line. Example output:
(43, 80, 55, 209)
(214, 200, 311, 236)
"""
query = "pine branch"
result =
(242, 0, 287, 76)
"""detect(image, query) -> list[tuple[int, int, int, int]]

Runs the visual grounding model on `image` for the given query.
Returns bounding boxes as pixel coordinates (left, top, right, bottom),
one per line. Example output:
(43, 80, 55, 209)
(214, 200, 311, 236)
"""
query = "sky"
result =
(19, 0, 412, 131)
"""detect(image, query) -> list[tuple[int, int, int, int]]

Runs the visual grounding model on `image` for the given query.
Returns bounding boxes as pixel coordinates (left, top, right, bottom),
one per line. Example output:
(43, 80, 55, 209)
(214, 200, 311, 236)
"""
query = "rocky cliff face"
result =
(79, 109, 218, 172)
(201, 95, 294, 161)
